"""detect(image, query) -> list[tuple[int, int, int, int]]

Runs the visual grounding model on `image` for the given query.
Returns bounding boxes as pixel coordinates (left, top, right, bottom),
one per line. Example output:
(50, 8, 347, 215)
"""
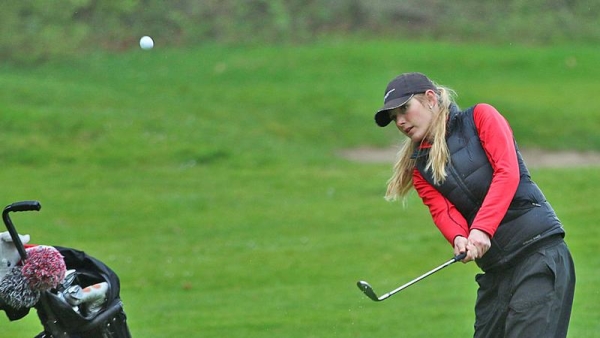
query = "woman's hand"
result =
(466, 229, 491, 261)
(453, 236, 468, 262)
(454, 229, 491, 262)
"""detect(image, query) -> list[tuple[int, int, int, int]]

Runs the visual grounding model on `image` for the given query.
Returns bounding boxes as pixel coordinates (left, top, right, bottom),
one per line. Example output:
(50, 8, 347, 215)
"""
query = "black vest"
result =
(415, 105, 564, 271)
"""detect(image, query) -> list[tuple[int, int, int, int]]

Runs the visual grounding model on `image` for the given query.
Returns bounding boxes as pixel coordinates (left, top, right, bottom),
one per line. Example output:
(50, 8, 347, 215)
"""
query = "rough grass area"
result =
(0, 39, 598, 337)
(339, 147, 600, 168)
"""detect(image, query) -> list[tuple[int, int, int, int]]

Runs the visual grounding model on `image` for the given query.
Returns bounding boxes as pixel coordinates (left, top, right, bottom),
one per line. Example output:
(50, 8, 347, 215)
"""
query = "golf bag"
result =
(0, 201, 132, 337)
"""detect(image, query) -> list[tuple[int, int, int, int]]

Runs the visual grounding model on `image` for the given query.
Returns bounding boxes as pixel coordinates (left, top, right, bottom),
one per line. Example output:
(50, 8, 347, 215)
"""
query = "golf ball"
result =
(139, 36, 154, 50)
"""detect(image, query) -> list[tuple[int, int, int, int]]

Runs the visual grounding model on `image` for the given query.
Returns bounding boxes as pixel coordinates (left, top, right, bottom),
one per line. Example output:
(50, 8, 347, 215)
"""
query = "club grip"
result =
(454, 252, 467, 261)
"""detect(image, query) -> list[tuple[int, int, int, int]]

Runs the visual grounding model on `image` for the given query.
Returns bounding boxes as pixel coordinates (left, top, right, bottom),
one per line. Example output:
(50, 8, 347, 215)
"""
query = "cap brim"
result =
(374, 96, 412, 127)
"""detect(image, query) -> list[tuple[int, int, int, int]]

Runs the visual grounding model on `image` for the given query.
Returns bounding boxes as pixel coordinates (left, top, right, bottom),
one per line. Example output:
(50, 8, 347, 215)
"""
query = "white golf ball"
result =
(139, 36, 154, 50)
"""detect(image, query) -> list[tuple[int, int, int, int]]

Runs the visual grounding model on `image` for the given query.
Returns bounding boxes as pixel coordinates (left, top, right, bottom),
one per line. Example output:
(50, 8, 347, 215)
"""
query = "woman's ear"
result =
(425, 90, 438, 109)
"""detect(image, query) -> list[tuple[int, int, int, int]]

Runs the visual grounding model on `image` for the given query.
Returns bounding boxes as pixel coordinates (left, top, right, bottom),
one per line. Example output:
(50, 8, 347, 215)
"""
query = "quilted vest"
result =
(415, 104, 564, 271)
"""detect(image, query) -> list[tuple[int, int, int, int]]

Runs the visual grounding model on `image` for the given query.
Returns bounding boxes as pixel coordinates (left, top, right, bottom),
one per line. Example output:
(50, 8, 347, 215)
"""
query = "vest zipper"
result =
(447, 164, 482, 224)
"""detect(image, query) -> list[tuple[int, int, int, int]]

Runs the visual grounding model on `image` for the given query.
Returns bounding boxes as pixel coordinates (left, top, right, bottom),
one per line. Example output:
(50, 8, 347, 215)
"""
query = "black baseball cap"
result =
(374, 72, 437, 127)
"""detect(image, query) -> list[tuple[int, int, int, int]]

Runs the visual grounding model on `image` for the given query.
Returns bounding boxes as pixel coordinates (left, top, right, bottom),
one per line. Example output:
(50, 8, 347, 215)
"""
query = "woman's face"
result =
(389, 95, 434, 142)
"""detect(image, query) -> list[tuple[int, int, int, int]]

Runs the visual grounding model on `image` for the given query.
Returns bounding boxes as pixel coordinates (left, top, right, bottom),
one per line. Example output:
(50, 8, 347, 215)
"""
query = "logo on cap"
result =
(383, 88, 396, 101)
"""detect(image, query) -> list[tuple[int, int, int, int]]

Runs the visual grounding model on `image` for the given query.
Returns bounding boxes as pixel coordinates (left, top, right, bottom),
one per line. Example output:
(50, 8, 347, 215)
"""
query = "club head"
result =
(357, 280, 380, 301)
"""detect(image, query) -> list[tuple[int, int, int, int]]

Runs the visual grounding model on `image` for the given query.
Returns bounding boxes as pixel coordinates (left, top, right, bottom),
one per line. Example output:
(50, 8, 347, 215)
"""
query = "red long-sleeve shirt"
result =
(413, 104, 520, 245)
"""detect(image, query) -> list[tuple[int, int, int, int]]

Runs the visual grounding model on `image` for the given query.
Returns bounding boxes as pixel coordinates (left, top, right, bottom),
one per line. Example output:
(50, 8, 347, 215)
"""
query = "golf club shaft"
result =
(378, 253, 465, 300)
(358, 252, 466, 301)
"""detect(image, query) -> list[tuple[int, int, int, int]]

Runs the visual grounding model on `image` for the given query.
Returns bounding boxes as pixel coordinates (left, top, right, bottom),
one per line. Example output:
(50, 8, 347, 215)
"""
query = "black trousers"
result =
(473, 240, 575, 338)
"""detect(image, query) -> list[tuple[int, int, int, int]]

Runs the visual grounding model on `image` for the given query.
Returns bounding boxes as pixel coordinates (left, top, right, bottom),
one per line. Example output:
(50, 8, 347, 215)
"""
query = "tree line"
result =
(1, 0, 599, 63)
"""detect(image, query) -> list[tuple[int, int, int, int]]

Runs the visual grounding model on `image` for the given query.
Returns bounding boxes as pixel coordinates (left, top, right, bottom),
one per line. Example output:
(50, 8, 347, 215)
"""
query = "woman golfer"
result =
(374, 72, 575, 337)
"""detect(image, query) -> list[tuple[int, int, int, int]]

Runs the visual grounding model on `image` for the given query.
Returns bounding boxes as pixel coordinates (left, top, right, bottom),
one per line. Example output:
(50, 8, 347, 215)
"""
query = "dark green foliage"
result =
(2, 1, 600, 63)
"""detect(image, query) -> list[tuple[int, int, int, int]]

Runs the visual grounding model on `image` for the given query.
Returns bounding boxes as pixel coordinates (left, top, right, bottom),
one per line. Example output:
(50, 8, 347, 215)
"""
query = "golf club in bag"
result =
(0, 201, 132, 338)
(357, 252, 466, 302)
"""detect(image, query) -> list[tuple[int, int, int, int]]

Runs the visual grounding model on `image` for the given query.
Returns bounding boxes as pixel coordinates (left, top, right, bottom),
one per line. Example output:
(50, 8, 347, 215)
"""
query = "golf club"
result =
(357, 252, 467, 302)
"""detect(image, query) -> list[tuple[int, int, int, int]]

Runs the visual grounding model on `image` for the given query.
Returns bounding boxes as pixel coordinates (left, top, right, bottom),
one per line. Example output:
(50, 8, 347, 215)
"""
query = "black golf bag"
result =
(0, 201, 132, 337)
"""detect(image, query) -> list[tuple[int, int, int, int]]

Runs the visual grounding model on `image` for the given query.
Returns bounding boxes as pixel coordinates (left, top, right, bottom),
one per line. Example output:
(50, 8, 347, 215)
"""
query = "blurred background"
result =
(1, 1, 599, 337)
(3, 0, 600, 63)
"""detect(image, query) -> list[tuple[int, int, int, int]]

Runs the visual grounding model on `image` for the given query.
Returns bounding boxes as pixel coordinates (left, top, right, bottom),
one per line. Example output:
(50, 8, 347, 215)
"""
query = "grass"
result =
(0, 38, 598, 337)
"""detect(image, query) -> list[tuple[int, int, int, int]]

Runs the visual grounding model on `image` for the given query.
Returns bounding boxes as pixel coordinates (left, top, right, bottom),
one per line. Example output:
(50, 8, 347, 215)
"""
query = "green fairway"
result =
(0, 39, 598, 337)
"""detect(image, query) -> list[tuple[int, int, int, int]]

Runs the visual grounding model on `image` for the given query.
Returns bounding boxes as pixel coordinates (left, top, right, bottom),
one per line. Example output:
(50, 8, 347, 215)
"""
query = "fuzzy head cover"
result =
(0, 232, 66, 309)
(0, 232, 30, 280)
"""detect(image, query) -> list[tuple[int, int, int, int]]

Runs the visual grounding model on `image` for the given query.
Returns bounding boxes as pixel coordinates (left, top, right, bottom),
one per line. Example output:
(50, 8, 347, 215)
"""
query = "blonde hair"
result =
(385, 84, 457, 202)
